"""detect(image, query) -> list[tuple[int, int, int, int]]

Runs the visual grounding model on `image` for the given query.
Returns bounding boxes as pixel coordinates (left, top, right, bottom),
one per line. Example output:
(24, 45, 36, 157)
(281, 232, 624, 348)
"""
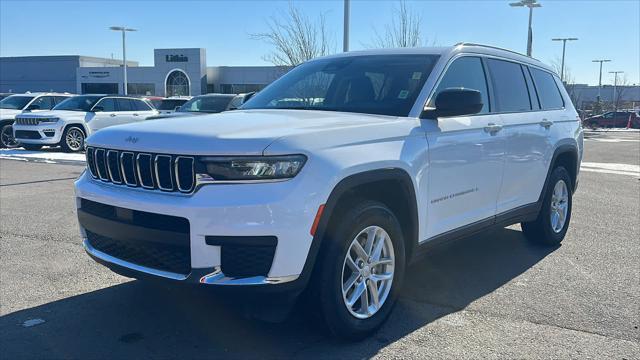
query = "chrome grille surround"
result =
(86, 146, 195, 194)
(15, 117, 58, 125)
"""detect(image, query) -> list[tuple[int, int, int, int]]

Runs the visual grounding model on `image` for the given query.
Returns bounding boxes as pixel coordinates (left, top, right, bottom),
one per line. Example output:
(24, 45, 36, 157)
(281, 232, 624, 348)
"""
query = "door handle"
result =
(110, 114, 117, 117)
(540, 119, 553, 128)
(133, 113, 139, 116)
(483, 123, 502, 134)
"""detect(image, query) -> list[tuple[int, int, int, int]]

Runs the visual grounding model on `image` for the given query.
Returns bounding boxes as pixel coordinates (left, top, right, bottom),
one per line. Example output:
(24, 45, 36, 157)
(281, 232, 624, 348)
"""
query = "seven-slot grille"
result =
(86, 146, 195, 193)
(15, 117, 55, 125)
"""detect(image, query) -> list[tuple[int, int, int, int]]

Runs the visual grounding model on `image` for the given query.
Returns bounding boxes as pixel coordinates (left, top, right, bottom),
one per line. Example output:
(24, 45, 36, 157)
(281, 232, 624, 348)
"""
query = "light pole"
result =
(343, 0, 350, 52)
(109, 26, 137, 95)
(510, 0, 542, 57)
(592, 59, 611, 102)
(551, 37, 578, 83)
(609, 71, 624, 111)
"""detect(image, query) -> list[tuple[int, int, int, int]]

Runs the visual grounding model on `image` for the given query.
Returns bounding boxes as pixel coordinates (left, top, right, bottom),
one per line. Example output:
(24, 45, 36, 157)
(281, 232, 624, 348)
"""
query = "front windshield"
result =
(53, 95, 103, 111)
(178, 96, 233, 113)
(0, 96, 35, 110)
(241, 54, 440, 117)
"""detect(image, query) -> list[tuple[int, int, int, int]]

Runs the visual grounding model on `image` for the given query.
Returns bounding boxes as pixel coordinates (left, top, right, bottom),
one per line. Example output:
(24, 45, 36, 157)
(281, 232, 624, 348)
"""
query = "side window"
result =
(430, 57, 489, 114)
(131, 99, 152, 111)
(30, 96, 55, 110)
(486, 58, 531, 112)
(228, 96, 243, 109)
(602, 112, 613, 119)
(95, 98, 117, 112)
(530, 68, 564, 110)
(115, 98, 133, 111)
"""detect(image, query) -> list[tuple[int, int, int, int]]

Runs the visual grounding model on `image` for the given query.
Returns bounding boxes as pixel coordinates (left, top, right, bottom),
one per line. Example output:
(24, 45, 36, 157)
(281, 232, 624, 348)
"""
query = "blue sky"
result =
(1, 0, 638, 86)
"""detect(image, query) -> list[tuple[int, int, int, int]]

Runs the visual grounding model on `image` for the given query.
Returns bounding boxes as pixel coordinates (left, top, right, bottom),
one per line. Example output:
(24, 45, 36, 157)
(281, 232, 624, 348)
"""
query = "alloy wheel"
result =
(66, 128, 84, 151)
(1, 124, 19, 148)
(341, 225, 395, 319)
(550, 179, 569, 233)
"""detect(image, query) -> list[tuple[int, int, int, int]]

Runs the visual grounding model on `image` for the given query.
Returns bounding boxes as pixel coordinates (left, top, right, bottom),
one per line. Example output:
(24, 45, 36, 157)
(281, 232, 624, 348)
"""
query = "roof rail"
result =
(454, 42, 542, 62)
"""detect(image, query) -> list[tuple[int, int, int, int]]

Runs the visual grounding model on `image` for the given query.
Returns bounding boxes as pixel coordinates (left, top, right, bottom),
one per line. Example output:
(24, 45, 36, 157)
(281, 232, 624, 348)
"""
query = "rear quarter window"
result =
(530, 68, 564, 110)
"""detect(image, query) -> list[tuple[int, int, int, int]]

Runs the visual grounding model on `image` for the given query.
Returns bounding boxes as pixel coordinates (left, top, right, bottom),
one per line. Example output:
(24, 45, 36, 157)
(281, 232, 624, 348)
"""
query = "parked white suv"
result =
(0, 92, 73, 148)
(13, 95, 157, 152)
(75, 44, 583, 338)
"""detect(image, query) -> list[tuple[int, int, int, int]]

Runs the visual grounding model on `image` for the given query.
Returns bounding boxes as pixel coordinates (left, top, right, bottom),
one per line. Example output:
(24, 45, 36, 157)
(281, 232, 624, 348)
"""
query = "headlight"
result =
(39, 117, 59, 123)
(198, 155, 307, 181)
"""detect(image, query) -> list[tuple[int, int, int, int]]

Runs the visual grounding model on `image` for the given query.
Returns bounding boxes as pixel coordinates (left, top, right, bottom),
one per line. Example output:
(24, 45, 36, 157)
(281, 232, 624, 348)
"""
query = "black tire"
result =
(522, 166, 573, 246)
(60, 126, 85, 152)
(22, 144, 42, 151)
(0, 123, 19, 148)
(314, 200, 406, 340)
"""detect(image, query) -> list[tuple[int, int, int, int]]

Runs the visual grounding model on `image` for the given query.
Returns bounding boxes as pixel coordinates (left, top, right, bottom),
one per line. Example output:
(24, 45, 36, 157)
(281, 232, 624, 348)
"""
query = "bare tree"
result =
(250, 3, 332, 67)
(550, 56, 575, 85)
(371, 0, 424, 48)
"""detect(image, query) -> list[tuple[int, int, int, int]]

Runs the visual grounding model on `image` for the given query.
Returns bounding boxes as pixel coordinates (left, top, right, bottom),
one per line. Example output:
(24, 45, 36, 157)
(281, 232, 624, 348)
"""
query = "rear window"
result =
(131, 99, 152, 111)
(157, 99, 187, 110)
(530, 68, 564, 110)
(486, 58, 531, 112)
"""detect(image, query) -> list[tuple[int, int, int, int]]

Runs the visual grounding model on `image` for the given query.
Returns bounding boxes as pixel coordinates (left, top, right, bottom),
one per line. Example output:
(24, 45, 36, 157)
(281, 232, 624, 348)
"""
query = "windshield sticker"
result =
(398, 90, 410, 99)
(412, 72, 422, 80)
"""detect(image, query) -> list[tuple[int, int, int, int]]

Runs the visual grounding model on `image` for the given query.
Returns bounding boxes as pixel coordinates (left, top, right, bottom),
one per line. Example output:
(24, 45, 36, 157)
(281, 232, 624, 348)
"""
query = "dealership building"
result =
(0, 48, 285, 96)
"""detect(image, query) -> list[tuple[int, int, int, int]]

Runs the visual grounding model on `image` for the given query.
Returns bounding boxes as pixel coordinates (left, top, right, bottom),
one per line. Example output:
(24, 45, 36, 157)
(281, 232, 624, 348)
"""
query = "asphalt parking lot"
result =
(0, 130, 638, 359)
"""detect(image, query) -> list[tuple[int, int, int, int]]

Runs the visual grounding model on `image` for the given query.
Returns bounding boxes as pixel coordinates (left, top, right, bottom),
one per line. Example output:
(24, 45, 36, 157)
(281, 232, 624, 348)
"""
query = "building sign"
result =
(80, 71, 111, 79)
(165, 54, 188, 62)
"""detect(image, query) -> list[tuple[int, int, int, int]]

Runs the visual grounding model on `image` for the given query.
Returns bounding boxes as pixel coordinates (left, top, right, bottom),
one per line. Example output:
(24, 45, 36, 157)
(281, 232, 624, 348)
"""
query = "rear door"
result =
(492, 60, 555, 213)
(424, 56, 506, 239)
(129, 99, 157, 120)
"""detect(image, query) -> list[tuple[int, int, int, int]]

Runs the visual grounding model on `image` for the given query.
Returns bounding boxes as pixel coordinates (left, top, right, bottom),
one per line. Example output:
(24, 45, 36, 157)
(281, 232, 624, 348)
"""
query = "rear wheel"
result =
(0, 123, 19, 148)
(61, 126, 85, 152)
(314, 200, 405, 339)
(522, 166, 572, 246)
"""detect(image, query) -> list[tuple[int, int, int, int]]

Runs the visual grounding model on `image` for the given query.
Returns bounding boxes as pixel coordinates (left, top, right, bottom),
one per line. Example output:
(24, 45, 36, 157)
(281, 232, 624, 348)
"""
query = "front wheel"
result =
(522, 166, 573, 246)
(61, 126, 85, 152)
(0, 123, 19, 148)
(314, 200, 406, 339)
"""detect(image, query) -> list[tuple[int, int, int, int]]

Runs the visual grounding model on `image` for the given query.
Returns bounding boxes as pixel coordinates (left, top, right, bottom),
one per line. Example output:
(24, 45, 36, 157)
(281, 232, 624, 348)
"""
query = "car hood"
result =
(146, 111, 203, 120)
(0, 109, 23, 119)
(15, 110, 88, 119)
(86, 109, 400, 155)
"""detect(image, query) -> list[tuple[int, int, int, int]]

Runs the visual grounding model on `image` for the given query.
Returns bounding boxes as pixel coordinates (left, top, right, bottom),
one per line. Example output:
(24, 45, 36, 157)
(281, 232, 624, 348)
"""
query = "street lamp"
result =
(592, 59, 611, 101)
(509, 0, 542, 57)
(551, 37, 578, 83)
(109, 26, 137, 95)
(343, 0, 350, 52)
(609, 71, 624, 111)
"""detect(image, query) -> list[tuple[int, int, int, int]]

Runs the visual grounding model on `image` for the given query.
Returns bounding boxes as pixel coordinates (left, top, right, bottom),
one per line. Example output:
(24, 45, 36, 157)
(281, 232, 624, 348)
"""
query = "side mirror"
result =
(92, 106, 104, 112)
(26, 104, 40, 111)
(175, 106, 181, 111)
(421, 88, 483, 119)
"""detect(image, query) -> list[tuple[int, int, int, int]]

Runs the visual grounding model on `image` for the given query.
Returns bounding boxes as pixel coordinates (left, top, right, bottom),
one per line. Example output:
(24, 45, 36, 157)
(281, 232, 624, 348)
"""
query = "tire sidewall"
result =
(540, 167, 573, 243)
(1, 123, 18, 148)
(318, 202, 406, 339)
(62, 126, 85, 152)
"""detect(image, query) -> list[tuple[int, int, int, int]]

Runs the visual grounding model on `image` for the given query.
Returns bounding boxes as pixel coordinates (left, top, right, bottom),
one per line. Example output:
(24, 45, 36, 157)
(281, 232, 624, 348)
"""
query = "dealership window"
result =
(127, 83, 155, 96)
(81, 83, 119, 94)
(206, 84, 216, 94)
(166, 70, 190, 96)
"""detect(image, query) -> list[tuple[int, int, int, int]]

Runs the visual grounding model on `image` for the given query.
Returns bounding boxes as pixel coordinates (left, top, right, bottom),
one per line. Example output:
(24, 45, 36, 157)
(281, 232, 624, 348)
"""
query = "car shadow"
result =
(0, 227, 555, 359)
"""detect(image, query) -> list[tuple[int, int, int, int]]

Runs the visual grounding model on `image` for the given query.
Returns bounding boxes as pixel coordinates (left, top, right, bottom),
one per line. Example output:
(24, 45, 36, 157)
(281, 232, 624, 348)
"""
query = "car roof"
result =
(6, 92, 74, 97)
(198, 93, 237, 98)
(314, 42, 556, 74)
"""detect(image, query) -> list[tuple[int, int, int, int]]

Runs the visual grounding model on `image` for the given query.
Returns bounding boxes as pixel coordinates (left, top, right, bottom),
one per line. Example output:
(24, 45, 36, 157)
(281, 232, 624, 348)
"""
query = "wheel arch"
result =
(62, 122, 89, 137)
(298, 168, 419, 289)
(540, 143, 579, 202)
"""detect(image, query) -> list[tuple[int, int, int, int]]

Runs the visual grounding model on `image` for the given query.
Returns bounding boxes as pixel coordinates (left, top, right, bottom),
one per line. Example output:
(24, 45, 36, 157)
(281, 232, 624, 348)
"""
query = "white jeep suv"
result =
(75, 44, 583, 338)
(13, 95, 157, 152)
(0, 92, 73, 148)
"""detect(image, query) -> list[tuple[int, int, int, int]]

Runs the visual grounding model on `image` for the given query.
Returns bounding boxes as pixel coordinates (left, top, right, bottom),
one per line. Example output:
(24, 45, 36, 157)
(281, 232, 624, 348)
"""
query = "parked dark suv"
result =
(584, 111, 639, 129)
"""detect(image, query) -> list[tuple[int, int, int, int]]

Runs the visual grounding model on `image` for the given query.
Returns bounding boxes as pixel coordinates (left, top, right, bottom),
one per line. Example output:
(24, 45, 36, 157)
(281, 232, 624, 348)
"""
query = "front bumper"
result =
(74, 170, 324, 290)
(13, 122, 63, 144)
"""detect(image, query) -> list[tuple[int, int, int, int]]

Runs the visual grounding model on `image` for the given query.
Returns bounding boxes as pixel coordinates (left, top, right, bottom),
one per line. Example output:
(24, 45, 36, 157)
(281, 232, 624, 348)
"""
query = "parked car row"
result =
(583, 110, 639, 129)
(0, 92, 254, 150)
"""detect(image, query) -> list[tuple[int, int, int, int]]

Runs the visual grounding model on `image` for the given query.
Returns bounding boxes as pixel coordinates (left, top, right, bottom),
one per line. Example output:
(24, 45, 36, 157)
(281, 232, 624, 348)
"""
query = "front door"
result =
(88, 98, 119, 132)
(423, 56, 505, 239)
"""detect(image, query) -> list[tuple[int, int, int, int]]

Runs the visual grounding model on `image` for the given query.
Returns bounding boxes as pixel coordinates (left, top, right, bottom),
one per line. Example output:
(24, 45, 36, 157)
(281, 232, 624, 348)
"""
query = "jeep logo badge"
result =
(125, 136, 139, 144)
